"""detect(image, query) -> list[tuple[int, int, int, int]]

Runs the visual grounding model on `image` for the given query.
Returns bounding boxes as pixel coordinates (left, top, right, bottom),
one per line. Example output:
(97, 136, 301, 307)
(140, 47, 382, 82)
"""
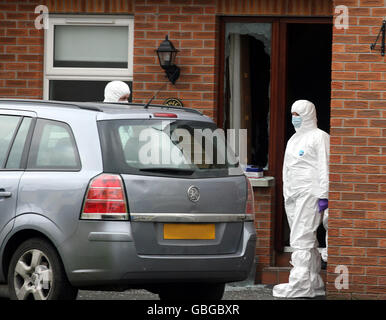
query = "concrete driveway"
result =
(0, 284, 325, 300)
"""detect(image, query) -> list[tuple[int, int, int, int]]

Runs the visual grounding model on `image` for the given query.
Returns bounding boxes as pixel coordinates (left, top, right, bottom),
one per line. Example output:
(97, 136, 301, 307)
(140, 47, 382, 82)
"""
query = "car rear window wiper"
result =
(139, 167, 195, 175)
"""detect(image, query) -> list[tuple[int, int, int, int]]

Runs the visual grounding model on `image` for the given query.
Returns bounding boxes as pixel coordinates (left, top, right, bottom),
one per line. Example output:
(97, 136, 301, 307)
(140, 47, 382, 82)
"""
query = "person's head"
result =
(290, 100, 317, 132)
(104, 81, 131, 103)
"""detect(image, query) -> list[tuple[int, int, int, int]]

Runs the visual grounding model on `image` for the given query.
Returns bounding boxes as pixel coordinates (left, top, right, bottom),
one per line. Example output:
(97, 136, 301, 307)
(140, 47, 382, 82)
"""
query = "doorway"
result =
(219, 17, 332, 256)
(283, 23, 332, 249)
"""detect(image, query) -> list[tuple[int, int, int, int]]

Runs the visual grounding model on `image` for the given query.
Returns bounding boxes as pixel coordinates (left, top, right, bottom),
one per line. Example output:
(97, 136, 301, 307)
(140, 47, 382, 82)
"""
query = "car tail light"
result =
(153, 113, 177, 118)
(246, 177, 255, 217)
(81, 174, 129, 220)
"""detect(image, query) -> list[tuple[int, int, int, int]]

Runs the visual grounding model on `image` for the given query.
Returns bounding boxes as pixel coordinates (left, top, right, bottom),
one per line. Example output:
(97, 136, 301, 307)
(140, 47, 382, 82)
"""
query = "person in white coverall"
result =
(104, 81, 130, 102)
(273, 100, 330, 298)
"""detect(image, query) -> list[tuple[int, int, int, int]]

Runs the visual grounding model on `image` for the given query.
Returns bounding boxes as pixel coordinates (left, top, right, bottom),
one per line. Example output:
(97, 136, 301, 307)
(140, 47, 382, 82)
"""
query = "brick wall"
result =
(216, 0, 332, 16)
(328, 0, 386, 299)
(0, 1, 44, 99)
(132, 0, 218, 119)
(253, 187, 276, 282)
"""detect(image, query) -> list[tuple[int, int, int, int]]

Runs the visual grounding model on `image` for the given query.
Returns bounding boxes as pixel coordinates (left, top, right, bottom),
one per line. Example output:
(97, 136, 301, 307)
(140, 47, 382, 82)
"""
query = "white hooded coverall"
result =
(273, 100, 330, 298)
(104, 81, 131, 102)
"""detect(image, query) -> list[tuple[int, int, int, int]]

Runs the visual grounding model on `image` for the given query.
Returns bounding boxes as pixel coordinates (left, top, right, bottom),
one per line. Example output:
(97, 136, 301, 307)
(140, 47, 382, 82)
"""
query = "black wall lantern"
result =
(156, 35, 180, 85)
(370, 19, 385, 56)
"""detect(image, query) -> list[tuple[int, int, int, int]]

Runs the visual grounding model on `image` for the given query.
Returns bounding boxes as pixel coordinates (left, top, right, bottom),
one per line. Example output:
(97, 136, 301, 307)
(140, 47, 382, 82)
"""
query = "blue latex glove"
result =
(318, 199, 328, 212)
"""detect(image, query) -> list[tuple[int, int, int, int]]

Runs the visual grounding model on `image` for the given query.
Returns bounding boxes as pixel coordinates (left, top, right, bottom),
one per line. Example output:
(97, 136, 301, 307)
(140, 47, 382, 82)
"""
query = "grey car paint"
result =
(0, 172, 21, 244)
(0, 99, 256, 289)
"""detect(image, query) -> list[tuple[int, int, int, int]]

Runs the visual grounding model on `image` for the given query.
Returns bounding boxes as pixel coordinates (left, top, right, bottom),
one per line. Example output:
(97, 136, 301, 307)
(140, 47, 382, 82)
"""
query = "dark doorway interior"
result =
(224, 32, 271, 168)
(283, 23, 332, 248)
(249, 36, 271, 168)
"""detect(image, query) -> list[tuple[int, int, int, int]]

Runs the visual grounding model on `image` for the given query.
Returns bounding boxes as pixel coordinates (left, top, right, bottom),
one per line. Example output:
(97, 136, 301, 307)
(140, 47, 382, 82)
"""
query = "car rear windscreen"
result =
(97, 119, 242, 178)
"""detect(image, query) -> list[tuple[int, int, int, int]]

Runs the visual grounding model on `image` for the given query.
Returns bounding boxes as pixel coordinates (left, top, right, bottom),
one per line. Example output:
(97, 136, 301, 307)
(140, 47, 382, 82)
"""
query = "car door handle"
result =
(0, 191, 12, 198)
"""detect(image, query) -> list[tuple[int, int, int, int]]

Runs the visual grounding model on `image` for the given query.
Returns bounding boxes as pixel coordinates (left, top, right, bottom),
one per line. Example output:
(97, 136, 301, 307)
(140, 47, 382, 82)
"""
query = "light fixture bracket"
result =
(370, 19, 385, 56)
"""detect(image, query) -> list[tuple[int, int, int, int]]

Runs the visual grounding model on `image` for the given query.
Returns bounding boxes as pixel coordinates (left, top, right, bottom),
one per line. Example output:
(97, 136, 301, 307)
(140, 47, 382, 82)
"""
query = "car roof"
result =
(0, 99, 212, 122)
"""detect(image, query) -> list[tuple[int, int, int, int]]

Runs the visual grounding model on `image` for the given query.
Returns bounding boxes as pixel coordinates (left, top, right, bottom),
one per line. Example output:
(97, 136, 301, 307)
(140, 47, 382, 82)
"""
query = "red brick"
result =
(332, 90, 356, 99)
(0, 20, 16, 28)
(332, 71, 357, 80)
(356, 128, 381, 137)
(4, 63, 27, 71)
(135, 22, 157, 30)
(367, 267, 386, 276)
(370, 101, 386, 109)
(367, 230, 386, 238)
(17, 55, 42, 62)
(261, 271, 277, 285)
(181, 7, 203, 14)
(180, 40, 203, 48)
(0, 71, 16, 79)
(17, 72, 41, 79)
(170, 15, 192, 23)
(371, 64, 386, 72)
(158, 23, 180, 31)
(357, 110, 380, 118)
(134, 6, 158, 13)
(0, 88, 16, 95)
(181, 23, 203, 31)
(368, 156, 386, 165)
(345, 44, 373, 52)
(16, 38, 42, 45)
(358, 72, 381, 80)
(16, 88, 42, 97)
(344, 81, 369, 90)
(372, 8, 386, 16)
(344, 118, 368, 127)
(360, 0, 384, 6)
(356, 146, 380, 155)
(5, 80, 26, 87)
(158, 6, 180, 14)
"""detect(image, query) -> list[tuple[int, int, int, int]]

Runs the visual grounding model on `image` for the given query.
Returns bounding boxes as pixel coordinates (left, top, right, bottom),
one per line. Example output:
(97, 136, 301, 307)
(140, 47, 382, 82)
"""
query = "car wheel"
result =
(8, 238, 78, 300)
(158, 283, 225, 301)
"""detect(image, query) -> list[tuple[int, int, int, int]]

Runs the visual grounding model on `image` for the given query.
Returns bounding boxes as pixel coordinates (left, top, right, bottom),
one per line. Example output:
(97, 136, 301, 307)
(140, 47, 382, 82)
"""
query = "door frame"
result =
(217, 16, 332, 253)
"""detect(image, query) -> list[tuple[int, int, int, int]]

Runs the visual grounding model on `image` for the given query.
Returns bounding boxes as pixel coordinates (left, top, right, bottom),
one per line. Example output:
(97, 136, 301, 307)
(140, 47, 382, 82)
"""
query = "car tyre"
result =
(8, 238, 78, 300)
(158, 283, 225, 301)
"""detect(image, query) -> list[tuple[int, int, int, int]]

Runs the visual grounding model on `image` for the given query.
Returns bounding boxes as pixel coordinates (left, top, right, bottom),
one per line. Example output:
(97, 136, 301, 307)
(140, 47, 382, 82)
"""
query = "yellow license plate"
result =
(163, 224, 215, 240)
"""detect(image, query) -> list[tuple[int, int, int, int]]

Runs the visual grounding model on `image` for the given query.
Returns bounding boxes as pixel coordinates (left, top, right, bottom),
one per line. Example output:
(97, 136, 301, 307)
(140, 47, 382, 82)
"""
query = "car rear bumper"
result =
(59, 220, 256, 288)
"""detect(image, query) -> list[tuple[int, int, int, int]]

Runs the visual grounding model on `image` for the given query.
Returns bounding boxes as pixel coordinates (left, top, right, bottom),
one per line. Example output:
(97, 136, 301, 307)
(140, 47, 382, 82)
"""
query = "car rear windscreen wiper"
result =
(139, 167, 195, 175)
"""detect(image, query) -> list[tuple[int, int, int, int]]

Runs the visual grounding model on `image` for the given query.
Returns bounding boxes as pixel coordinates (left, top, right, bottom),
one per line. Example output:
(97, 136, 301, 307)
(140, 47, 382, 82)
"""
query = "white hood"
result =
(291, 100, 317, 133)
(104, 81, 130, 102)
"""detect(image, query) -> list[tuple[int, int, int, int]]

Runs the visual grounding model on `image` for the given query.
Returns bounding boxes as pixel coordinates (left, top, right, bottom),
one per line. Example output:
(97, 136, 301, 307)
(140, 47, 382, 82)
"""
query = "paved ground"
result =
(0, 284, 326, 300)
(77, 284, 278, 300)
(78, 285, 326, 300)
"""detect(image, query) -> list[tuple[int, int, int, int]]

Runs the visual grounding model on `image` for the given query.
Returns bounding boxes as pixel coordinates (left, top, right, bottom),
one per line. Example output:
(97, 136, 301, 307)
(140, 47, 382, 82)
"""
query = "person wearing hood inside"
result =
(104, 80, 131, 103)
(273, 100, 330, 298)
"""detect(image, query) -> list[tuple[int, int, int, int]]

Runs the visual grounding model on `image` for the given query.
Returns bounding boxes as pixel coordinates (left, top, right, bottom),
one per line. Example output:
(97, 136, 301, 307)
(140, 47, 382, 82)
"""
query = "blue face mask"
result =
(292, 116, 302, 129)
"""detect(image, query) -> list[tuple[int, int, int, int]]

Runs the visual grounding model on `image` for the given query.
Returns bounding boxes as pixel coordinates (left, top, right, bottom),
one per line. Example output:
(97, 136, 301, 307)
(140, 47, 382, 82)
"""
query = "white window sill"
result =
(248, 176, 275, 188)
(284, 246, 325, 253)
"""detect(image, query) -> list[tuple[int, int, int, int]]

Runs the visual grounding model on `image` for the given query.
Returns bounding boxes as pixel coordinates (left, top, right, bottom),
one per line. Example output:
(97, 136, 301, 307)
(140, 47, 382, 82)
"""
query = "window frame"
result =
(43, 14, 134, 100)
(26, 118, 82, 172)
(0, 115, 23, 169)
(0, 109, 37, 172)
(5, 117, 35, 171)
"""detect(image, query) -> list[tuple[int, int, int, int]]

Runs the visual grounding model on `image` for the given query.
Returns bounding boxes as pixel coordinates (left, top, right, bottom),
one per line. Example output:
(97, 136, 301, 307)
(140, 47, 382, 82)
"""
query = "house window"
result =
(44, 15, 134, 102)
(223, 22, 271, 170)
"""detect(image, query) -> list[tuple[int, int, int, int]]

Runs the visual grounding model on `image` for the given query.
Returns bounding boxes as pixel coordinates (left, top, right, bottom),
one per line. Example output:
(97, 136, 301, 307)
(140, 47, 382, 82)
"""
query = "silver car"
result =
(0, 99, 256, 300)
